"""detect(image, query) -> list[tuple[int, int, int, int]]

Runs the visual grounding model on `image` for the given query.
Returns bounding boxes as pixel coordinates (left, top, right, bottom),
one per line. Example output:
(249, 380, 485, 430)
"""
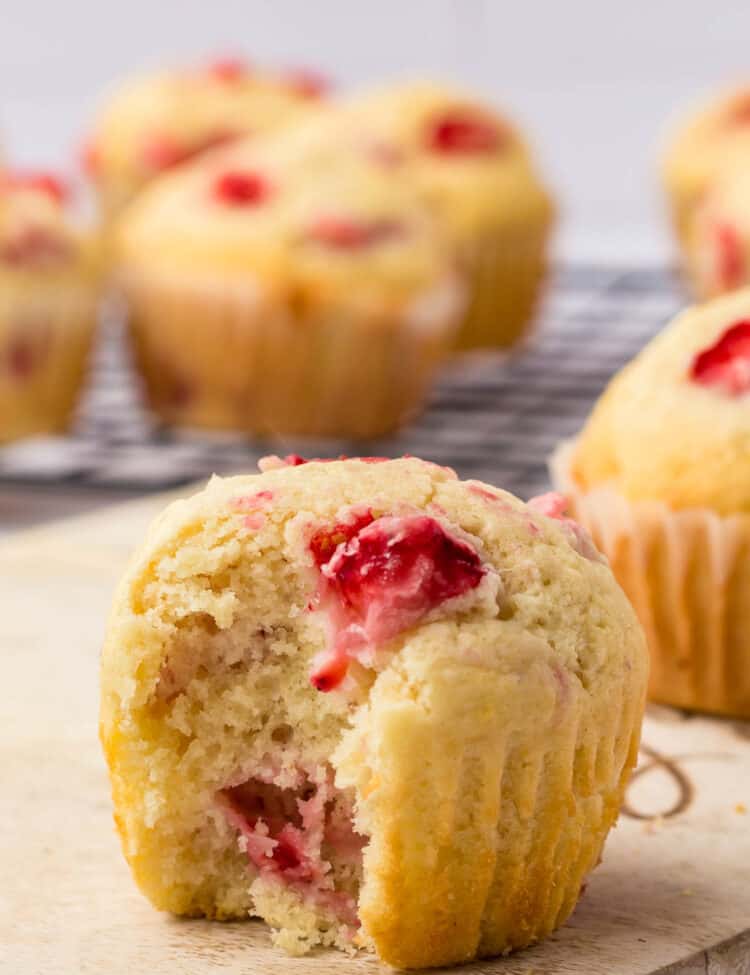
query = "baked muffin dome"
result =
(662, 83, 750, 248)
(0, 171, 99, 441)
(342, 80, 555, 349)
(560, 290, 750, 716)
(83, 56, 327, 217)
(115, 140, 465, 438)
(571, 289, 750, 513)
(100, 456, 647, 969)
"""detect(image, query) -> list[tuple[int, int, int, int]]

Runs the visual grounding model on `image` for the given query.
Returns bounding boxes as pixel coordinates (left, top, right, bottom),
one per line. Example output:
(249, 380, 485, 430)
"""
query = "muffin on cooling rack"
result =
(115, 142, 466, 439)
(685, 164, 750, 298)
(0, 171, 99, 442)
(83, 55, 328, 218)
(554, 288, 750, 718)
(662, 83, 750, 252)
(342, 80, 555, 350)
(101, 455, 647, 968)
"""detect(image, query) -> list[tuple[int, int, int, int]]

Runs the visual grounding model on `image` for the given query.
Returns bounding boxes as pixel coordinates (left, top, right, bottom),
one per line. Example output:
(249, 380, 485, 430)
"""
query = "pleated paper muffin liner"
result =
(121, 267, 464, 440)
(551, 441, 750, 718)
(337, 639, 645, 966)
(0, 280, 98, 442)
(454, 216, 553, 353)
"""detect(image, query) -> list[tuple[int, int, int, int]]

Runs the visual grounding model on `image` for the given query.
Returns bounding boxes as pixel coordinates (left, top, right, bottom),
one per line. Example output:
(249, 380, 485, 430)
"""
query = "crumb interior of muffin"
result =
(127, 500, 494, 955)
(139, 597, 363, 953)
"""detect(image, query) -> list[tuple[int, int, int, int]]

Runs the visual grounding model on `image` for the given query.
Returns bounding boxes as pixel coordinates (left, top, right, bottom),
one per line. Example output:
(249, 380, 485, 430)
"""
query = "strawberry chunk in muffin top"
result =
(309, 512, 488, 691)
(690, 319, 750, 395)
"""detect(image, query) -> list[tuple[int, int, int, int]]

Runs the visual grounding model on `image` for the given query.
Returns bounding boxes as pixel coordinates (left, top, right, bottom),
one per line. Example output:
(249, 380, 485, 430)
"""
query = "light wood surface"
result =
(2, 492, 749, 974)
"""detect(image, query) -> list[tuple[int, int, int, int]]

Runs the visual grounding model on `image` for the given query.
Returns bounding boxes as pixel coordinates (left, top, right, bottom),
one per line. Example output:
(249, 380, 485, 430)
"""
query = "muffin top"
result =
(572, 289, 750, 513)
(84, 56, 327, 194)
(107, 456, 643, 715)
(0, 171, 97, 280)
(662, 84, 750, 206)
(116, 137, 465, 317)
(336, 80, 555, 239)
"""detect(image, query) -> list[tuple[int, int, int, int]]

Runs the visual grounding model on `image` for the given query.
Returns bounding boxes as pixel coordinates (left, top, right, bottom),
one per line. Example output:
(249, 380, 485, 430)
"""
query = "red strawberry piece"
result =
(233, 489, 275, 511)
(80, 139, 101, 177)
(283, 68, 330, 98)
(728, 94, 750, 125)
(142, 136, 191, 171)
(714, 223, 745, 290)
(307, 216, 403, 249)
(309, 514, 485, 691)
(690, 319, 750, 395)
(325, 514, 485, 621)
(525, 492, 568, 519)
(207, 56, 249, 83)
(0, 226, 71, 267)
(220, 779, 314, 880)
(213, 169, 271, 206)
(427, 110, 505, 155)
(309, 653, 350, 693)
(7, 337, 37, 379)
(527, 492, 601, 561)
(1, 171, 68, 205)
(309, 507, 375, 568)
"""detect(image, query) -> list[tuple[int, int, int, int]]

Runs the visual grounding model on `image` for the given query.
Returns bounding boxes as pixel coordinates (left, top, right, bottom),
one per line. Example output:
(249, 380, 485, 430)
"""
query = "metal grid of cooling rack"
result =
(0, 266, 684, 501)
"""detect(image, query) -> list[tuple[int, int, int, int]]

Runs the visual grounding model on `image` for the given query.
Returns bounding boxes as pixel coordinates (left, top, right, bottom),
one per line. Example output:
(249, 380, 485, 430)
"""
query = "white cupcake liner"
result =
(551, 440, 750, 717)
(455, 216, 552, 353)
(0, 280, 98, 442)
(122, 266, 464, 440)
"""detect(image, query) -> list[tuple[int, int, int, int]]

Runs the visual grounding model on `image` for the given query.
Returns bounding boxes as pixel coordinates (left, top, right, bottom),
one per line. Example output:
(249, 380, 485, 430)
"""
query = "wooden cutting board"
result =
(2, 492, 749, 975)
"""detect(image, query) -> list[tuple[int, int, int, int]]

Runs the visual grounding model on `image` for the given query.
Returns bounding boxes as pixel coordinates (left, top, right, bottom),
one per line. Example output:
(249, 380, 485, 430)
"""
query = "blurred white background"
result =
(2, 0, 749, 265)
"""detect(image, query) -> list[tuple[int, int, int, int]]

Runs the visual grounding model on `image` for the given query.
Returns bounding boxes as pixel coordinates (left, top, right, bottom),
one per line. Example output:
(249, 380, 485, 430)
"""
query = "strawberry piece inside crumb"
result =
(213, 170, 271, 206)
(690, 319, 750, 395)
(309, 513, 485, 691)
(427, 110, 505, 155)
(307, 216, 403, 249)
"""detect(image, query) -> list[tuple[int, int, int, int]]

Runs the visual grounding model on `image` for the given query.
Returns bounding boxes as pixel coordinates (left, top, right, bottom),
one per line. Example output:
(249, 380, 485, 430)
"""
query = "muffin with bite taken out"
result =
(83, 55, 329, 219)
(554, 288, 750, 717)
(101, 455, 647, 968)
(115, 139, 467, 438)
(0, 170, 99, 442)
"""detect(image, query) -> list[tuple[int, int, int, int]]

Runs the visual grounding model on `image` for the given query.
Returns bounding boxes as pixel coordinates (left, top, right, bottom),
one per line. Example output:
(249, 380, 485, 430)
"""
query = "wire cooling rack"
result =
(0, 266, 683, 501)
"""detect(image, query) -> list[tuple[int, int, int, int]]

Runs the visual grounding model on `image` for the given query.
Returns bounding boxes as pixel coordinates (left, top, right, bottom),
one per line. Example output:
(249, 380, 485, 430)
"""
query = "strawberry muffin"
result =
(662, 83, 750, 252)
(100, 456, 647, 968)
(115, 143, 466, 438)
(0, 171, 99, 442)
(555, 290, 750, 717)
(83, 55, 328, 218)
(342, 81, 555, 350)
